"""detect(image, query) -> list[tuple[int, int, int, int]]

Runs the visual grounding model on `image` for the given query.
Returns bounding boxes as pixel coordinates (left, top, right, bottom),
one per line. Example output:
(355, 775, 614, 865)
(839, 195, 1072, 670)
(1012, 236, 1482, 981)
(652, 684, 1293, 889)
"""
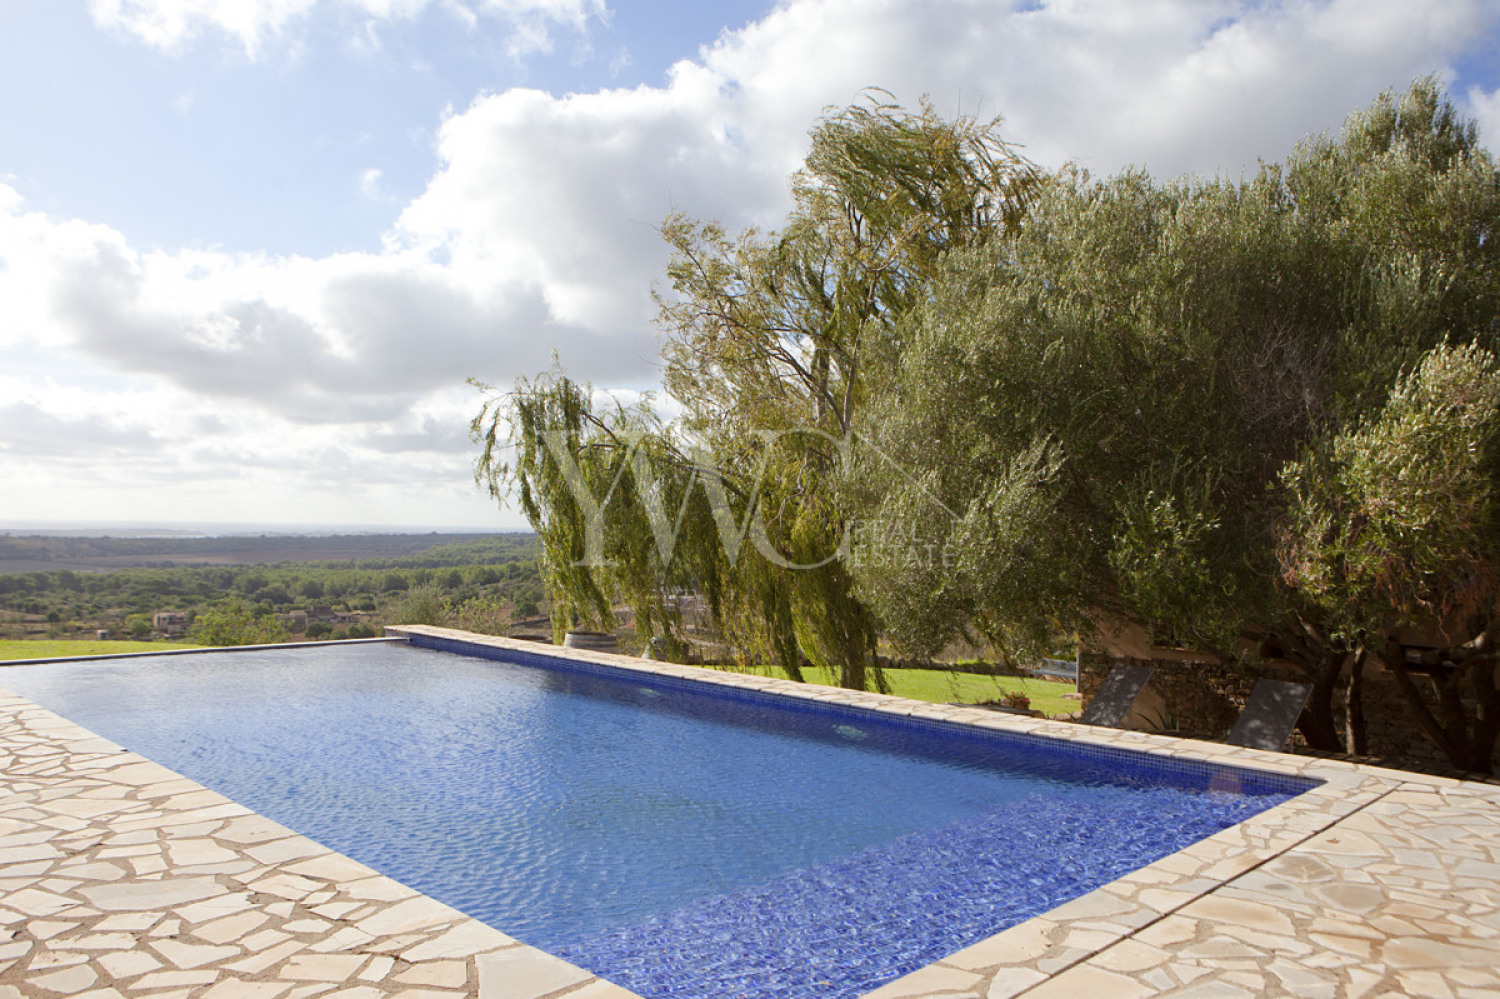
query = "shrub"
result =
(190, 601, 290, 647)
(389, 584, 444, 626)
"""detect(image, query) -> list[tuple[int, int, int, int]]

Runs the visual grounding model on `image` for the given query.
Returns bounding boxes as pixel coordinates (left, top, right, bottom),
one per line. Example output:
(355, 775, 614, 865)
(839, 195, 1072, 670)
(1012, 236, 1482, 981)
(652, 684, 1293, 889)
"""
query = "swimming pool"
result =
(1, 637, 1315, 999)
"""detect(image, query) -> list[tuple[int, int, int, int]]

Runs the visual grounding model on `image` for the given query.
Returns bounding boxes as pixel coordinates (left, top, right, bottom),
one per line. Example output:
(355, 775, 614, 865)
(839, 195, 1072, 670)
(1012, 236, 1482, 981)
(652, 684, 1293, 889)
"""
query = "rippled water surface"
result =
(2, 642, 1312, 999)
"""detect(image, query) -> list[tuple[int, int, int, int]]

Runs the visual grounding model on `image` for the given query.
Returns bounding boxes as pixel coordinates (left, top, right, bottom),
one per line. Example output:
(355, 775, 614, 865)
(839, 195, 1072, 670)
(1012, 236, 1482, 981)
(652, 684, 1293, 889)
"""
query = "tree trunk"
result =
(1291, 650, 1347, 752)
(1381, 638, 1494, 775)
(1462, 653, 1499, 774)
(1345, 650, 1368, 756)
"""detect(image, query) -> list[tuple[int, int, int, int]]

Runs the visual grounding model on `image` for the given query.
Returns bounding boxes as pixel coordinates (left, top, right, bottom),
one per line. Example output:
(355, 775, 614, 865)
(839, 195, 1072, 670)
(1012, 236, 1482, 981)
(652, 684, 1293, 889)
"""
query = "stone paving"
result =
(3, 625, 1499, 999)
(0, 685, 636, 999)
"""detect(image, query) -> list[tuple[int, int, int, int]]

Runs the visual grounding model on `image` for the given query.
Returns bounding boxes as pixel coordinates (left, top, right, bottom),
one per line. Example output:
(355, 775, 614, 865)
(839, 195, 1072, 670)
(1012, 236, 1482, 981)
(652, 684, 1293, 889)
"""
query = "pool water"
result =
(2, 641, 1313, 999)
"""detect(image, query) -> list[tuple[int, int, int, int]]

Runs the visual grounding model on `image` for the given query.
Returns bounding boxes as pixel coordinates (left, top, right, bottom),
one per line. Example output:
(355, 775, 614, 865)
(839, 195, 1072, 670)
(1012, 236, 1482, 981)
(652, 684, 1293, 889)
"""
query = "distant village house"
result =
(152, 611, 191, 637)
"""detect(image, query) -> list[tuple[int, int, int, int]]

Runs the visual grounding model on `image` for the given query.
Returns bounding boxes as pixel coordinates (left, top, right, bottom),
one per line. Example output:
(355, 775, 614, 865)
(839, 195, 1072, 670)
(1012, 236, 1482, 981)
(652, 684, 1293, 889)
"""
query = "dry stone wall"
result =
(1079, 649, 1486, 771)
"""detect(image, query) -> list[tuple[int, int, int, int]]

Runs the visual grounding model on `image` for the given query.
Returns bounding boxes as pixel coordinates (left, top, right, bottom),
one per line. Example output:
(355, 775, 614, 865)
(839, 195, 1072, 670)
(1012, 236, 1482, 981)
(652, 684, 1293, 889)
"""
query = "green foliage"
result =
(477, 94, 1041, 688)
(0, 640, 201, 661)
(1278, 342, 1500, 772)
(0, 532, 520, 567)
(852, 78, 1500, 769)
(711, 663, 1076, 717)
(0, 535, 540, 643)
(190, 601, 289, 647)
(856, 79, 1499, 668)
(389, 583, 445, 627)
(464, 80, 1498, 767)
(1279, 341, 1500, 637)
(1109, 485, 1237, 653)
(444, 594, 511, 636)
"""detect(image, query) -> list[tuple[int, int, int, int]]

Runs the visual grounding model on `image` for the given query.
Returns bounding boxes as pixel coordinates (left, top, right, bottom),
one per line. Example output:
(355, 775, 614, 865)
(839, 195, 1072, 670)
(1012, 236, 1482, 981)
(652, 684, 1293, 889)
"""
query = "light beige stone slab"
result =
(982, 966, 1049, 998)
(277, 953, 369, 981)
(78, 876, 225, 911)
(357, 955, 395, 982)
(130, 968, 220, 989)
(474, 949, 593, 999)
(28, 963, 100, 994)
(394, 961, 469, 988)
(863, 964, 983, 998)
(2, 889, 76, 917)
(96, 949, 163, 978)
(197, 980, 295, 999)
(351, 895, 456, 937)
(149, 938, 242, 969)
(176, 892, 255, 925)
(222, 938, 307, 975)
(1018, 963, 1158, 999)
(284, 854, 375, 884)
(399, 921, 515, 963)
(244, 838, 328, 866)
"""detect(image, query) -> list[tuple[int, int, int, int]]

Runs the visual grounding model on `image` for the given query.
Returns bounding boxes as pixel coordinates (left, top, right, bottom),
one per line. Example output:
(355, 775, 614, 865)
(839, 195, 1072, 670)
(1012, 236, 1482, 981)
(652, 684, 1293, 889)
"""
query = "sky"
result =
(2, 0, 1499, 532)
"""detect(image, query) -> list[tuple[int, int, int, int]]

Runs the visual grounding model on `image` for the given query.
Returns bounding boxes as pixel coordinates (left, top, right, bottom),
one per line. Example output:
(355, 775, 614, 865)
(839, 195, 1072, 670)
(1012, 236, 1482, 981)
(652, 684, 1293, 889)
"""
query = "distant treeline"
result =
(0, 532, 536, 569)
(0, 534, 543, 636)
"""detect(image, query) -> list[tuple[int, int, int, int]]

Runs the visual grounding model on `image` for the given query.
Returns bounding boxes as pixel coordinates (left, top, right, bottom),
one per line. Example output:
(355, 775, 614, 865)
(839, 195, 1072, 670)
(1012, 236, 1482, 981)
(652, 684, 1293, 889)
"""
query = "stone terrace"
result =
(1, 625, 1497, 999)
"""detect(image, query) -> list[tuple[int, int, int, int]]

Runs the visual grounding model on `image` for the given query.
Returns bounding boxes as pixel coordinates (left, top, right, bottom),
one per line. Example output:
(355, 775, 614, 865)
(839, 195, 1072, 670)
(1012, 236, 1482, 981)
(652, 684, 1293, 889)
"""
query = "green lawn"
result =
(0, 640, 1079, 716)
(714, 664, 1079, 718)
(0, 639, 202, 663)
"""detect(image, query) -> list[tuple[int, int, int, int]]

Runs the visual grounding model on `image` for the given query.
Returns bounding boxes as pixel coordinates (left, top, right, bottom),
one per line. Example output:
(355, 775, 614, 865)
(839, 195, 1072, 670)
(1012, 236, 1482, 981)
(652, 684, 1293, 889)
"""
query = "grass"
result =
(713, 664, 1079, 719)
(0, 639, 1079, 716)
(0, 639, 203, 663)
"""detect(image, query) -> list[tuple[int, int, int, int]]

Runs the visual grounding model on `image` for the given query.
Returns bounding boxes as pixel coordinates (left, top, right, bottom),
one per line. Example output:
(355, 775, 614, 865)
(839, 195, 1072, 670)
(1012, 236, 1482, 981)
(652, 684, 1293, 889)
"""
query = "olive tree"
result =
(853, 79, 1500, 766)
(1279, 342, 1500, 772)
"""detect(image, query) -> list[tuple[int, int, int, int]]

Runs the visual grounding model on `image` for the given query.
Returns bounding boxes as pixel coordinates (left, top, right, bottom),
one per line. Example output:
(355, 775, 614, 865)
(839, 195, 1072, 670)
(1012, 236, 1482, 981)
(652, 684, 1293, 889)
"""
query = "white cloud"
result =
(89, 0, 322, 55)
(1470, 85, 1500, 154)
(395, 0, 1497, 336)
(0, 400, 164, 459)
(87, 0, 606, 58)
(12, 0, 1500, 526)
(0, 184, 650, 427)
(359, 167, 383, 199)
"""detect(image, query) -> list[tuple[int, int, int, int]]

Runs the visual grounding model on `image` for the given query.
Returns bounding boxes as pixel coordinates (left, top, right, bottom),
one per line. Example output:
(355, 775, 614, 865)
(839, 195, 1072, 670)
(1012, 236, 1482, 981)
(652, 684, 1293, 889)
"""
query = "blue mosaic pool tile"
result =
(409, 633, 1320, 800)
(551, 789, 1288, 999)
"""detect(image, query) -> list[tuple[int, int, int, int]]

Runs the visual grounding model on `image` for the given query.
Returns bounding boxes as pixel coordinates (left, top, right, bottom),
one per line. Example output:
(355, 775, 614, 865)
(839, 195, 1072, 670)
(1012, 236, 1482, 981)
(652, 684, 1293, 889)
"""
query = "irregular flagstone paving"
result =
(3, 625, 1499, 999)
(0, 686, 639, 999)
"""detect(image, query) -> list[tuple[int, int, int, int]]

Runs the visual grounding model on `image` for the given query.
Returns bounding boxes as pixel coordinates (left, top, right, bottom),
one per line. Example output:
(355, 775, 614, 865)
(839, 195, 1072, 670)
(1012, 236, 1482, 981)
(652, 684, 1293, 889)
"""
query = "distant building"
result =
(153, 611, 191, 637)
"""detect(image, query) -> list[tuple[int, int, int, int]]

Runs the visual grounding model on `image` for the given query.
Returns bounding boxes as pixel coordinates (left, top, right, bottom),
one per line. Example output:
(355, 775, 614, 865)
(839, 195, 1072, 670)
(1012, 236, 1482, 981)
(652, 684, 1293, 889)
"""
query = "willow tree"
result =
(474, 93, 1042, 688)
(852, 79, 1500, 764)
(471, 367, 705, 649)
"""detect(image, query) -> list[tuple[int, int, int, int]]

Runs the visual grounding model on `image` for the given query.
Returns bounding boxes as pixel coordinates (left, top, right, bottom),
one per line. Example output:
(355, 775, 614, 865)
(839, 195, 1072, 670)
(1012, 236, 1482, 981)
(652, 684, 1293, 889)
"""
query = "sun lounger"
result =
(1078, 664, 1153, 728)
(1033, 658, 1079, 682)
(1225, 679, 1312, 752)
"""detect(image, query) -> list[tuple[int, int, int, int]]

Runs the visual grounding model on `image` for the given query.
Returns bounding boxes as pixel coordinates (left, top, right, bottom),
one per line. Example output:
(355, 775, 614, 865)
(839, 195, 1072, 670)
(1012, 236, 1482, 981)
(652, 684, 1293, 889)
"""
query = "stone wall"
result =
(1079, 650, 1250, 740)
(1079, 649, 1489, 771)
(1351, 660, 1457, 768)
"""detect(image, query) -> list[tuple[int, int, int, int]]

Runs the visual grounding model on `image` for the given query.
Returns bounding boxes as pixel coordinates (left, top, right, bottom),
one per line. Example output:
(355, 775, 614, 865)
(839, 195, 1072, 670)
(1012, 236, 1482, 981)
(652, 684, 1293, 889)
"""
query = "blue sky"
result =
(2, 0, 1499, 530)
(1, 0, 774, 256)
